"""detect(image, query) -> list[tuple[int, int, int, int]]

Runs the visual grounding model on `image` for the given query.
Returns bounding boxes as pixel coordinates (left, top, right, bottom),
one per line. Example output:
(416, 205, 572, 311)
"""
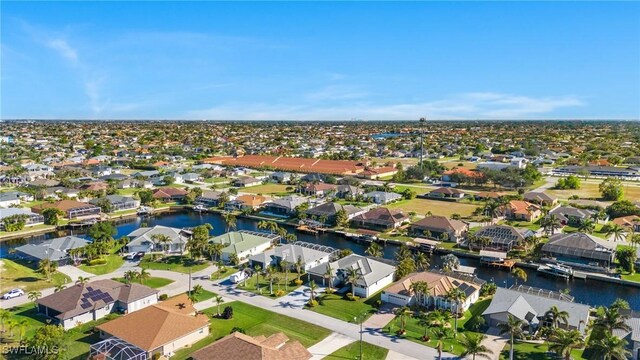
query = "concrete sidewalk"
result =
(307, 332, 355, 360)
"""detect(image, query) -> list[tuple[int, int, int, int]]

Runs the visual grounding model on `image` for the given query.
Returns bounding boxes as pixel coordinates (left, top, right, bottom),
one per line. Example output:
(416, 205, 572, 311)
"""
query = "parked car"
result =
(230, 271, 249, 284)
(2, 289, 25, 300)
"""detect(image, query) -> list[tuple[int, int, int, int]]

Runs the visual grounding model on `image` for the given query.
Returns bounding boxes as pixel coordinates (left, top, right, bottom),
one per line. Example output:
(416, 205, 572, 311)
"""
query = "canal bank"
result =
(2, 209, 639, 310)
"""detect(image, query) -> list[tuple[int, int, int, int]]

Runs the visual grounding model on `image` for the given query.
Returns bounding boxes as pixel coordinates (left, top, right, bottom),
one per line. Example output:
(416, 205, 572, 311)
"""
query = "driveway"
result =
(363, 303, 397, 330)
(307, 332, 355, 360)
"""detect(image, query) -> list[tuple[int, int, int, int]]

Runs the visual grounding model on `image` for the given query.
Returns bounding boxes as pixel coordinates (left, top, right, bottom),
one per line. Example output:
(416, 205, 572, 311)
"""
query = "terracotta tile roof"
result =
(152, 187, 188, 198)
(506, 200, 540, 215)
(191, 332, 311, 360)
(96, 294, 209, 351)
(612, 215, 640, 227)
(443, 168, 482, 178)
(236, 194, 267, 207)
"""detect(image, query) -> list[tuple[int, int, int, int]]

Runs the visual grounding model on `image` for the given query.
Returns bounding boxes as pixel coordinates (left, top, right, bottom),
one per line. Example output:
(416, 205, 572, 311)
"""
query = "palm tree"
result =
(138, 268, 151, 284)
(409, 281, 430, 307)
(324, 263, 333, 292)
(417, 311, 432, 340)
(445, 288, 466, 334)
(542, 214, 562, 236)
(594, 306, 631, 333)
(459, 333, 493, 360)
(214, 295, 224, 316)
(37, 258, 57, 281)
(365, 242, 383, 258)
(606, 224, 626, 242)
(192, 284, 204, 296)
(548, 328, 584, 360)
(498, 315, 525, 360)
(280, 260, 290, 291)
(253, 264, 262, 289)
(346, 267, 363, 295)
(54, 284, 66, 293)
(151, 233, 172, 254)
(415, 252, 430, 271)
(306, 280, 318, 303)
(27, 291, 42, 306)
(578, 219, 596, 234)
(17, 318, 28, 344)
(294, 256, 304, 281)
(590, 332, 631, 360)
(266, 265, 277, 295)
(511, 268, 528, 285)
(545, 305, 570, 328)
(0, 309, 10, 336)
(76, 275, 90, 285)
(223, 212, 237, 232)
(430, 326, 453, 360)
(393, 306, 412, 334)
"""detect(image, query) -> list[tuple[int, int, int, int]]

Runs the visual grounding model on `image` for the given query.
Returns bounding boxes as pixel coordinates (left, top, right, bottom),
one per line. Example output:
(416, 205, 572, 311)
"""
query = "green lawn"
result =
(324, 341, 389, 360)
(78, 254, 125, 275)
(385, 198, 478, 218)
(392, 185, 434, 195)
(0, 223, 57, 238)
(190, 289, 217, 303)
(0, 259, 71, 293)
(172, 301, 331, 360)
(113, 277, 174, 289)
(563, 223, 609, 239)
(237, 271, 302, 297)
(139, 255, 210, 274)
(499, 341, 586, 360)
(310, 292, 381, 323)
(2, 302, 118, 360)
(209, 267, 238, 281)
(383, 298, 492, 356)
(242, 183, 292, 195)
(204, 177, 230, 184)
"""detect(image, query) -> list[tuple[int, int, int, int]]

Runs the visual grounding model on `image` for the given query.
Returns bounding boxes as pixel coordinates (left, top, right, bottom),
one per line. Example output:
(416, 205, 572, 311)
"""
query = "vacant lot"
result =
(242, 183, 292, 195)
(0, 259, 70, 293)
(140, 255, 210, 274)
(325, 341, 389, 360)
(113, 276, 174, 289)
(547, 181, 640, 200)
(385, 198, 478, 217)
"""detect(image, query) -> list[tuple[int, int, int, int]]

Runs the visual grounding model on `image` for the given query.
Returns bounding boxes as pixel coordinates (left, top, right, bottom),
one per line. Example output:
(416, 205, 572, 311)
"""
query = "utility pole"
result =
(188, 268, 192, 296)
(419, 117, 426, 168)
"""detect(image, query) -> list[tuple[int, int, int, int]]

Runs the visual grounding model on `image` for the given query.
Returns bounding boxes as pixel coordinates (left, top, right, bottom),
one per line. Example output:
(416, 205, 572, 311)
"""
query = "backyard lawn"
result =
(2, 302, 118, 360)
(383, 298, 492, 356)
(310, 292, 381, 323)
(324, 341, 389, 360)
(172, 301, 331, 360)
(385, 198, 478, 218)
(242, 183, 292, 195)
(0, 259, 71, 292)
(139, 255, 211, 274)
(113, 276, 174, 289)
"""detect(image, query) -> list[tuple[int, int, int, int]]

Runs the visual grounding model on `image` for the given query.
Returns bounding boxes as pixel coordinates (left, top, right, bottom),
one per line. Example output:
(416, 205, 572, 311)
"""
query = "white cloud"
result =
(47, 39, 78, 62)
(185, 92, 585, 120)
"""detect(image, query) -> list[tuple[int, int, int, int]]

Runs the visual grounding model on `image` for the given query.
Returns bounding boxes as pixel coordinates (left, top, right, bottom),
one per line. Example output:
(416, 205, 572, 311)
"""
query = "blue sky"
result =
(2, 1, 639, 120)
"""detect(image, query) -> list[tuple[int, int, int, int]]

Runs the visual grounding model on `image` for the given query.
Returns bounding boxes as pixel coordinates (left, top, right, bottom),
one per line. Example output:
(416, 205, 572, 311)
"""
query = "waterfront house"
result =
(152, 187, 188, 202)
(382, 271, 480, 312)
(32, 200, 101, 220)
(227, 194, 268, 210)
(37, 279, 158, 330)
(409, 215, 468, 242)
(209, 230, 279, 263)
(482, 287, 590, 334)
(307, 254, 395, 298)
(94, 294, 209, 359)
(472, 225, 534, 251)
(89, 195, 140, 212)
(249, 243, 331, 272)
(15, 236, 90, 265)
(305, 202, 364, 225)
(0, 208, 44, 230)
(541, 232, 616, 269)
(262, 195, 307, 216)
(126, 226, 191, 254)
(350, 207, 409, 231)
(616, 314, 640, 360)
(191, 332, 312, 360)
(195, 190, 226, 207)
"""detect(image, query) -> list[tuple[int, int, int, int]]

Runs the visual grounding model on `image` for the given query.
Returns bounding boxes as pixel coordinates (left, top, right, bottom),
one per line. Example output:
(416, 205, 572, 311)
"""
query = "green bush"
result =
(275, 290, 285, 297)
(159, 294, 168, 301)
(307, 299, 319, 307)
(88, 258, 107, 266)
(294, 279, 303, 286)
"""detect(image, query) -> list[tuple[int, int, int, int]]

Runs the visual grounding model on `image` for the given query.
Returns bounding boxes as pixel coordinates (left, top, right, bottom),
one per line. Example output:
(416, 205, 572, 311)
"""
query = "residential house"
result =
(350, 208, 409, 231)
(382, 271, 481, 312)
(37, 279, 158, 330)
(90, 195, 140, 212)
(409, 215, 469, 243)
(426, 187, 466, 200)
(209, 230, 279, 263)
(335, 184, 364, 199)
(195, 190, 226, 207)
(612, 215, 640, 232)
(615, 313, 640, 360)
(302, 183, 338, 196)
(548, 206, 597, 226)
(262, 195, 307, 216)
(307, 254, 396, 298)
(94, 294, 209, 359)
(523, 191, 559, 206)
(482, 287, 590, 334)
(126, 226, 192, 254)
(270, 172, 293, 183)
(42, 187, 80, 200)
(227, 194, 268, 210)
(472, 225, 535, 251)
(118, 179, 152, 189)
(541, 232, 616, 268)
(501, 200, 542, 222)
(233, 176, 262, 187)
(306, 202, 364, 225)
(191, 332, 312, 360)
(152, 187, 188, 202)
(182, 172, 202, 183)
(363, 191, 402, 204)
(15, 236, 90, 265)
(32, 200, 101, 219)
(0, 208, 44, 230)
(0, 191, 33, 207)
(249, 243, 331, 272)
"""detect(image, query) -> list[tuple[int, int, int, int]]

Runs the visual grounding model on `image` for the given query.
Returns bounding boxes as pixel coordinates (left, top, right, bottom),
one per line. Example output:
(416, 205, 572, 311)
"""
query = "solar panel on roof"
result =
(86, 287, 94, 292)
(103, 295, 113, 303)
(80, 303, 91, 309)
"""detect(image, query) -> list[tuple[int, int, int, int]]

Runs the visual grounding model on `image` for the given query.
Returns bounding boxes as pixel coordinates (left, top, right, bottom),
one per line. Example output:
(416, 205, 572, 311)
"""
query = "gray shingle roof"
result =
(308, 254, 395, 288)
(15, 236, 90, 261)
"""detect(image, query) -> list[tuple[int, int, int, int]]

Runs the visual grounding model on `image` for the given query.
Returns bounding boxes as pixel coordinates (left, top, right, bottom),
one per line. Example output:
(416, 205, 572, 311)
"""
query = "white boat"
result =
(193, 204, 207, 212)
(137, 206, 152, 215)
(537, 264, 573, 279)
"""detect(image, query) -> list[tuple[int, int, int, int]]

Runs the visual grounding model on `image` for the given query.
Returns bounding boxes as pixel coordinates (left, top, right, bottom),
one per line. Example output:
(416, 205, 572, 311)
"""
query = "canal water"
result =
(3, 211, 640, 310)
